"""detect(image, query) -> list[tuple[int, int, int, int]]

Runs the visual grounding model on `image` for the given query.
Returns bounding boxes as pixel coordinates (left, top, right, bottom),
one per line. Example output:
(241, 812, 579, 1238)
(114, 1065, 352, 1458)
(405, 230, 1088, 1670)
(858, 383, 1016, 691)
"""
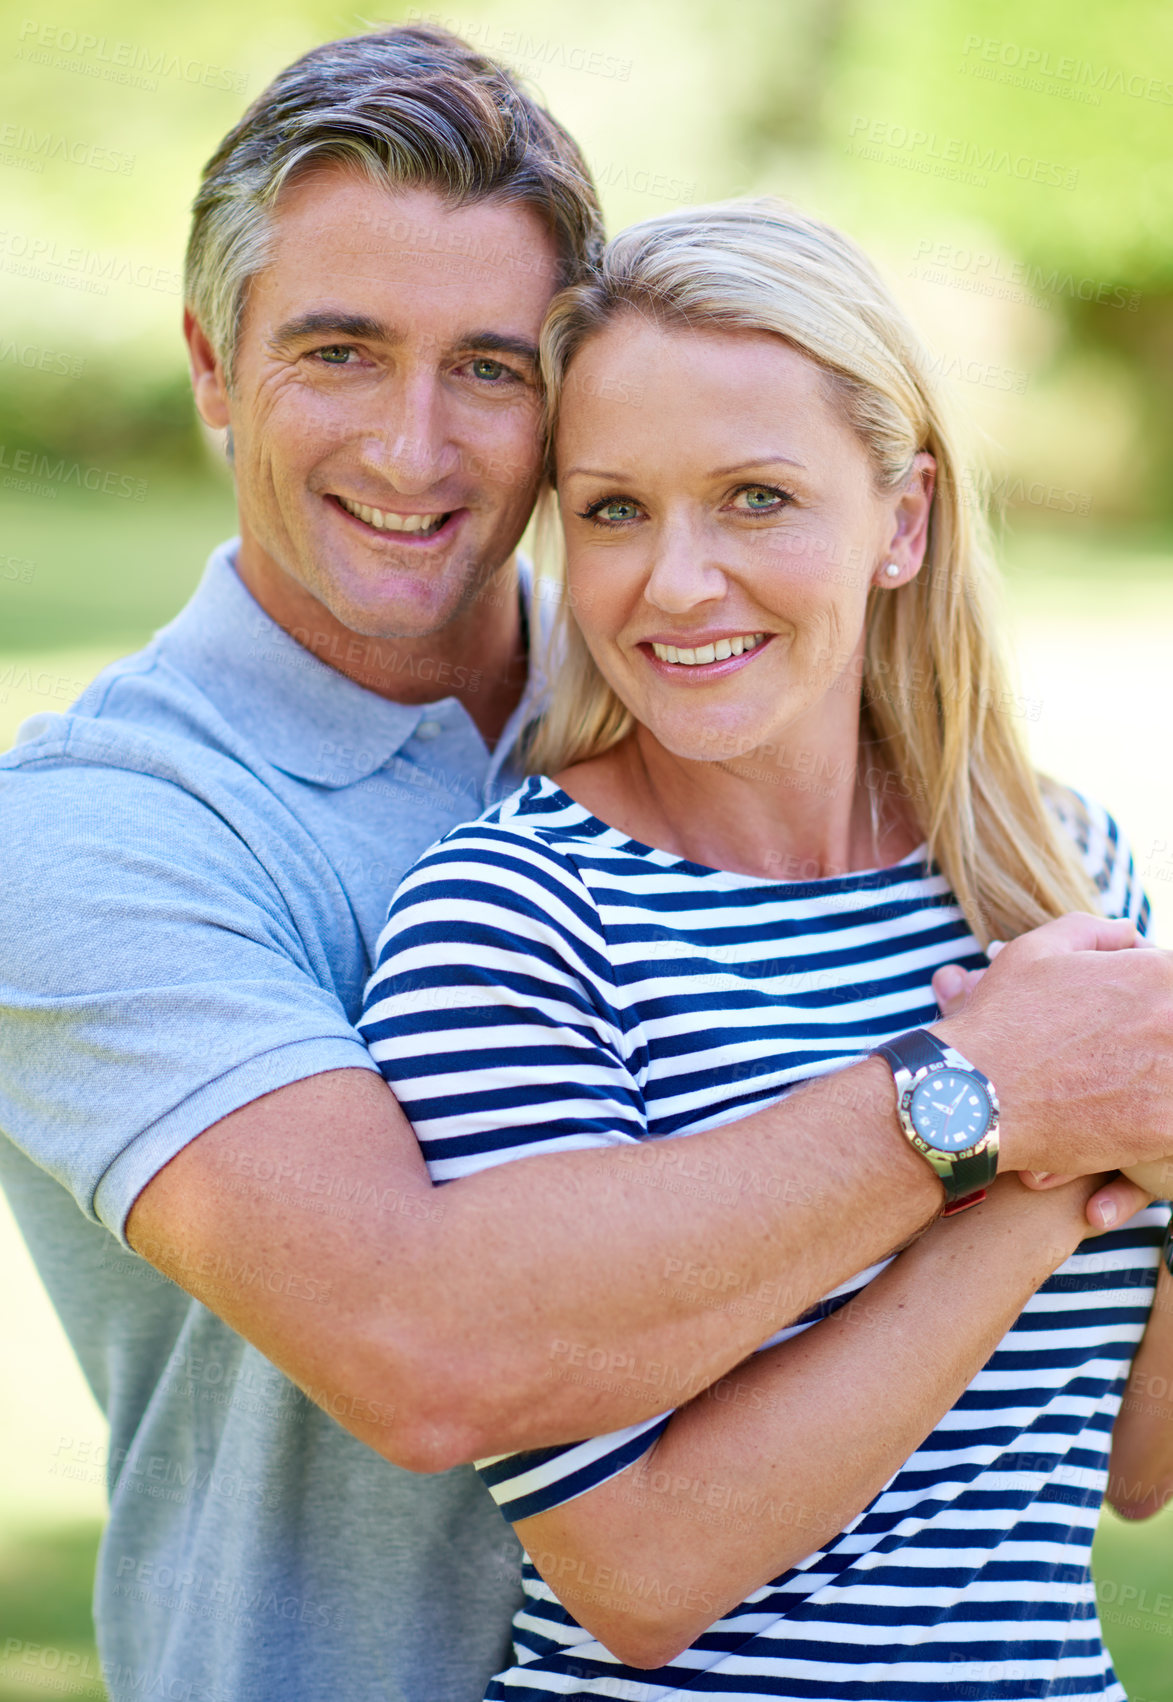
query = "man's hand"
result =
(931, 916, 1164, 1230)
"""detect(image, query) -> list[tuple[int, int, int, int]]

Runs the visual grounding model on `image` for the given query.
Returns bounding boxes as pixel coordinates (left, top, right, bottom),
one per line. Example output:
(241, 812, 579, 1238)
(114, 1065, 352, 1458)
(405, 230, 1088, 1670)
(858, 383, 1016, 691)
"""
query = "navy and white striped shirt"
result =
(359, 776, 1163, 1701)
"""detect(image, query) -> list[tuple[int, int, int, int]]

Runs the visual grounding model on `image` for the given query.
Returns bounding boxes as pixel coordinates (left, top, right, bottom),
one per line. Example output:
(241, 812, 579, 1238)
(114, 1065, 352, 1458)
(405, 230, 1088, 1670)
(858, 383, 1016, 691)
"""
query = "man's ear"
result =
(184, 308, 230, 430)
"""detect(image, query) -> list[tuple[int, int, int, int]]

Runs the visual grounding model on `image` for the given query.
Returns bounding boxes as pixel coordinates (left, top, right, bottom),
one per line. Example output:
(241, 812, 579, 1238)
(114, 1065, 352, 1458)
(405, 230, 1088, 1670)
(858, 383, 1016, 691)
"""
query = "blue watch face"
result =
(908, 1067, 992, 1153)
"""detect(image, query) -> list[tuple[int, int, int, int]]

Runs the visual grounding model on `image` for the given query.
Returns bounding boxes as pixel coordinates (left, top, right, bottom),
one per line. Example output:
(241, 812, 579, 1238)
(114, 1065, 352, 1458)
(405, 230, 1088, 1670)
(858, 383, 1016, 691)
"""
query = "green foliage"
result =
(1, 0, 1170, 510)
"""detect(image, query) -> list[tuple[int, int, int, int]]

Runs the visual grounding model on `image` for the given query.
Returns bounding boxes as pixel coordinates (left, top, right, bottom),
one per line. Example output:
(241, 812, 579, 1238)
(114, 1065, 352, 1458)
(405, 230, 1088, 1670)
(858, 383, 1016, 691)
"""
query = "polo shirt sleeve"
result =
(0, 760, 377, 1244)
(359, 818, 672, 1522)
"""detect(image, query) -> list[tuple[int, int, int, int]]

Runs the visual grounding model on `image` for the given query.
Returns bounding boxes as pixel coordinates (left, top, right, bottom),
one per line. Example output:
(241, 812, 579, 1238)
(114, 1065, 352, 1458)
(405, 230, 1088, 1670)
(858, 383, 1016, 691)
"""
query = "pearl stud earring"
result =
(883, 562, 901, 580)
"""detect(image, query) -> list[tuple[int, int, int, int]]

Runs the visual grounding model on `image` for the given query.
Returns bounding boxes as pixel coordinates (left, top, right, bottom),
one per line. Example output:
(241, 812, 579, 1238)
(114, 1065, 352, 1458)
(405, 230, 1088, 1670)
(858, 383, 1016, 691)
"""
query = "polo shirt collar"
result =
(158, 540, 541, 789)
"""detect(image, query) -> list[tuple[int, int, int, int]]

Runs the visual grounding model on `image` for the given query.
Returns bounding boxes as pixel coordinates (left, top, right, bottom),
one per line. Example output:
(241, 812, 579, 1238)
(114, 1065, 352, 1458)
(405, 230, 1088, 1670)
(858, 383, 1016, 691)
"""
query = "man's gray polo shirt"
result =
(0, 540, 540, 1702)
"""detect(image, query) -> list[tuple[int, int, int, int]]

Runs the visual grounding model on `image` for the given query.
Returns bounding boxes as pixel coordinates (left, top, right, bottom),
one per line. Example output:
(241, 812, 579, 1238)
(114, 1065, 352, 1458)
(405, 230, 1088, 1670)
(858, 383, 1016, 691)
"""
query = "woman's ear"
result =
(184, 309, 231, 431)
(876, 452, 936, 586)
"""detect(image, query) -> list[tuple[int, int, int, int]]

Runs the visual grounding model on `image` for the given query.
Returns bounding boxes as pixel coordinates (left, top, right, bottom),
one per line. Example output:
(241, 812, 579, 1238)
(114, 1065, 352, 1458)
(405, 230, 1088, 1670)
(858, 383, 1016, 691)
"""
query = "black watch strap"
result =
(875, 1029, 948, 1077)
(874, 1028, 998, 1213)
(941, 1149, 999, 1204)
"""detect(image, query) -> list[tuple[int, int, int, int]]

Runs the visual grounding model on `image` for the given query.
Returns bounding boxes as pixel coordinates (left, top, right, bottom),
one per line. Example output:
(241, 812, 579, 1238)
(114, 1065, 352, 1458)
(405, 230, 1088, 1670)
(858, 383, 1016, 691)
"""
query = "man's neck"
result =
(235, 551, 530, 750)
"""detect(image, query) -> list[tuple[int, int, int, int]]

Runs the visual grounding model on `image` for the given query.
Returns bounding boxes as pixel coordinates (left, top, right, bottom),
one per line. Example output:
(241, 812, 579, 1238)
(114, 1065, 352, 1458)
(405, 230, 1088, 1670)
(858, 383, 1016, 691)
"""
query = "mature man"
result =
(2, 22, 1171, 1702)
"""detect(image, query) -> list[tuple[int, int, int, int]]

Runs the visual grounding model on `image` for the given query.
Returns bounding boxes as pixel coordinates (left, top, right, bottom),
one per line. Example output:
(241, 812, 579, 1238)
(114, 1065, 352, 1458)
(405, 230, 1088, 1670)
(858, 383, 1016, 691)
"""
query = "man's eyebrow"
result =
(270, 311, 389, 348)
(457, 331, 539, 364)
(268, 317, 539, 365)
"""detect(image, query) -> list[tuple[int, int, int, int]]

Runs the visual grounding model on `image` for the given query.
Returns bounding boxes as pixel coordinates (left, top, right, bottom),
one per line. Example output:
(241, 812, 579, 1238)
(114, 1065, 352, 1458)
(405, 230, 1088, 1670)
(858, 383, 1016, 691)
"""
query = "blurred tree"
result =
(1, 0, 1169, 515)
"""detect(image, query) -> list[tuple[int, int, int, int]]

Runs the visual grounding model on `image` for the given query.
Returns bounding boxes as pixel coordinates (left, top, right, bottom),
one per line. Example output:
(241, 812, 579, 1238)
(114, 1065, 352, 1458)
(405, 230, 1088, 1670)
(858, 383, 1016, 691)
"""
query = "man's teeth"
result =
(337, 495, 447, 535)
(650, 633, 767, 665)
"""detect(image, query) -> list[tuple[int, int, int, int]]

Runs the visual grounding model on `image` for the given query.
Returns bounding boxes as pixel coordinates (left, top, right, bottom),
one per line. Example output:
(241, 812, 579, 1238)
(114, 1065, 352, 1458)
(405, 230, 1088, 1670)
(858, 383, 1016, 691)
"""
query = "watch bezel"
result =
(889, 1052, 1001, 1182)
(903, 1063, 996, 1157)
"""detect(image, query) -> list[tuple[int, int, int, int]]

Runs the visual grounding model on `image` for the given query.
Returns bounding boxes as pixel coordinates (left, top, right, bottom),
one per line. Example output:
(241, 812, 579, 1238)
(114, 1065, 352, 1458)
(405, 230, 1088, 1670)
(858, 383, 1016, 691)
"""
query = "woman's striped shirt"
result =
(358, 775, 1164, 1702)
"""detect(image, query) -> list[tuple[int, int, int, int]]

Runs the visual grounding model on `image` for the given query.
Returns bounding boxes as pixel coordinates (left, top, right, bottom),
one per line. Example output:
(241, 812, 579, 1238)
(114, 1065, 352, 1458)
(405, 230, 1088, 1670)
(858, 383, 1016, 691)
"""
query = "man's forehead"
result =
(263, 170, 560, 296)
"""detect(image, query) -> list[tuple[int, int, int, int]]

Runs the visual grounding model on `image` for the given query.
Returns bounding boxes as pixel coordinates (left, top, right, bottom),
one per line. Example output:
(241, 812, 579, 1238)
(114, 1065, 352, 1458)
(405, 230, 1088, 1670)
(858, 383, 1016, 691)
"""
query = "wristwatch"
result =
(873, 1028, 1000, 1215)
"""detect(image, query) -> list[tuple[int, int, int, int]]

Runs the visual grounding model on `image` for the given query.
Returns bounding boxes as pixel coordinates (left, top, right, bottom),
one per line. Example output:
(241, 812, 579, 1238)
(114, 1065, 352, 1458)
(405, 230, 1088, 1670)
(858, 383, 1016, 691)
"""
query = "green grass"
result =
(1095, 1505, 1173, 1700)
(0, 1524, 107, 1701)
(1, 473, 236, 656)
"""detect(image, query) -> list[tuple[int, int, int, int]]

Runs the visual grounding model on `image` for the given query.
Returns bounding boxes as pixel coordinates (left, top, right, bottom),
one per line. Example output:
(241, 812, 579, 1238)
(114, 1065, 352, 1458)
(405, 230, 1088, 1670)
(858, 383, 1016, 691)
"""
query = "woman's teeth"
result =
(650, 633, 767, 666)
(337, 495, 448, 535)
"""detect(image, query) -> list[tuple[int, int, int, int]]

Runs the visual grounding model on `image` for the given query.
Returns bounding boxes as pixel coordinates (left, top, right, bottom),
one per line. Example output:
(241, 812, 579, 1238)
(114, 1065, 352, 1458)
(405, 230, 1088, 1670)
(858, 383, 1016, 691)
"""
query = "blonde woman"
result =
(359, 201, 1173, 1700)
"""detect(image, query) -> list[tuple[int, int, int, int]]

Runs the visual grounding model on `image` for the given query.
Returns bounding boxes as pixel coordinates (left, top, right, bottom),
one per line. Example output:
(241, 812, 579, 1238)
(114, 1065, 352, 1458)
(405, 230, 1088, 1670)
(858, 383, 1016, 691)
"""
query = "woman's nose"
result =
(643, 522, 729, 613)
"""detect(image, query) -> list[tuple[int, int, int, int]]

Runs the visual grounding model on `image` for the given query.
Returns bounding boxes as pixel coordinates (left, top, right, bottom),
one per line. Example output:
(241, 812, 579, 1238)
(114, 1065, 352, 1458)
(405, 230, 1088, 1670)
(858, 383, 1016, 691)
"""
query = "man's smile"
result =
(328, 491, 460, 542)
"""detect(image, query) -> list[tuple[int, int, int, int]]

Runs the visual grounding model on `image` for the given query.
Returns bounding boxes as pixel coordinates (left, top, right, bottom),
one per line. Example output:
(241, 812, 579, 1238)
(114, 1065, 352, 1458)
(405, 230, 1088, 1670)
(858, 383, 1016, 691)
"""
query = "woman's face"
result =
(555, 316, 932, 770)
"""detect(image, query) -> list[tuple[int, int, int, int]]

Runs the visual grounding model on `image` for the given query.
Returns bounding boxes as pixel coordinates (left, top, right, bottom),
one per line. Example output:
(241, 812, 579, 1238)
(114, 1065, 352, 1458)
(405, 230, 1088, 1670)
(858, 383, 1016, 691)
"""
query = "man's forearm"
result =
(128, 1059, 941, 1471)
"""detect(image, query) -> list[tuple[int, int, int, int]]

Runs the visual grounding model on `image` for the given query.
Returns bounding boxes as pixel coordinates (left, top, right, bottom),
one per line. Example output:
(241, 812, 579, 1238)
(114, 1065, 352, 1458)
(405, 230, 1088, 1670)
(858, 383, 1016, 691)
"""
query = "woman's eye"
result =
(733, 485, 790, 512)
(578, 497, 641, 524)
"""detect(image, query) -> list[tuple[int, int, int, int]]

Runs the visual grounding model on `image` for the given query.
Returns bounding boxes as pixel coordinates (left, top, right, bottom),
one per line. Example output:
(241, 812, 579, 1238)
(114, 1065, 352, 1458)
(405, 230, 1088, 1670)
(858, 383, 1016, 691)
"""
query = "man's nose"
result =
(365, 372, 460, 493)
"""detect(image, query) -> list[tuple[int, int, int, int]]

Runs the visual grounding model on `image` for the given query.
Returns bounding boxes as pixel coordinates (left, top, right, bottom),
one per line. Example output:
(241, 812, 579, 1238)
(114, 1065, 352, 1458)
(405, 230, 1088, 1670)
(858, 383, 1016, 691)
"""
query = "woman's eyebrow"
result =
(562, 454, 808, 481)
(709, 454, 808, 475)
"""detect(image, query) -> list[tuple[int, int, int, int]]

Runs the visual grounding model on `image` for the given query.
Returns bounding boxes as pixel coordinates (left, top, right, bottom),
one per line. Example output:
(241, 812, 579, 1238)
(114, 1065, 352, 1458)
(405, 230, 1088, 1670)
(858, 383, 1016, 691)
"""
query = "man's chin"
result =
(305, 559, 475, 644)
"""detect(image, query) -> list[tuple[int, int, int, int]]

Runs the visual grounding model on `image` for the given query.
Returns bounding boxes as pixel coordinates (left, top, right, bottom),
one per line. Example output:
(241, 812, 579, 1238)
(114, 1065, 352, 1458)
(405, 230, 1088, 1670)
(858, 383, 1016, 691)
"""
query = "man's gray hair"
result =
(185, 23, 604, 385)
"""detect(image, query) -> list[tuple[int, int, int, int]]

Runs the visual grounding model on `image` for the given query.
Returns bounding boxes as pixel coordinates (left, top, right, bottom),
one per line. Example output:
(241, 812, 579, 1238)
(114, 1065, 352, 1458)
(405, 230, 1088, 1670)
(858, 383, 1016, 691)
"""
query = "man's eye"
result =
(471, 357, 508, 381)
(315, 346, 353, 366)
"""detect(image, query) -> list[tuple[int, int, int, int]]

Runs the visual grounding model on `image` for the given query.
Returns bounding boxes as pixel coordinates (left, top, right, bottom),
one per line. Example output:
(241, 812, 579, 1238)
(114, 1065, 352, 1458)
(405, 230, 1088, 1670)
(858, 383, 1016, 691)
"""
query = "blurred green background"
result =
(2, 0, 1172, 1696)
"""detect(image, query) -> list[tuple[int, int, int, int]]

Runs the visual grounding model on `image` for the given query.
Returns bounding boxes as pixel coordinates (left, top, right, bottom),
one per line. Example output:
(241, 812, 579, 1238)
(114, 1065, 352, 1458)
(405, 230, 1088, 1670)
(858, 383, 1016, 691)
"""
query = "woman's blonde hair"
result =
(528, 196, 1096, 947)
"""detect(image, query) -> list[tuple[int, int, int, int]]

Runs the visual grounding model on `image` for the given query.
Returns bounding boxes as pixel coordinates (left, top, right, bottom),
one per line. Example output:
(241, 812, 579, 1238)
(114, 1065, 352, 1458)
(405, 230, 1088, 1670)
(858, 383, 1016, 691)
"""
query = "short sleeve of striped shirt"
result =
(1048, 784, 1152, 936)
(358, 811, 673, 1519)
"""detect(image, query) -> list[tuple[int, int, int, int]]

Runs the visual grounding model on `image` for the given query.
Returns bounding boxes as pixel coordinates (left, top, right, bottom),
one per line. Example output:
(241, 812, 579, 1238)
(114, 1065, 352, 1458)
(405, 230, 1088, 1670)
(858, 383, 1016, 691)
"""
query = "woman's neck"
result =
(554, 725, 921, 880)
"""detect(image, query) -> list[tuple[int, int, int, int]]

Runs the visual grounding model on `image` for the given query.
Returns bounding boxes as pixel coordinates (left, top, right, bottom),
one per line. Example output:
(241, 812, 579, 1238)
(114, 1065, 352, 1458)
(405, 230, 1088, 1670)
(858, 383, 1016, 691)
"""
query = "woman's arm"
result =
(1106, 1162, 1173, 1519)
(514, 1172, 1119, 1669)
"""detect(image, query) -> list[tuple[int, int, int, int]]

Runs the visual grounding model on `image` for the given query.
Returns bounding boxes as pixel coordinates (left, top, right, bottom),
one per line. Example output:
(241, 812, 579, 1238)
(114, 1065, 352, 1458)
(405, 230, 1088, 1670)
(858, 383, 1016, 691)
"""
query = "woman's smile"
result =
(639, 630, 773, 679)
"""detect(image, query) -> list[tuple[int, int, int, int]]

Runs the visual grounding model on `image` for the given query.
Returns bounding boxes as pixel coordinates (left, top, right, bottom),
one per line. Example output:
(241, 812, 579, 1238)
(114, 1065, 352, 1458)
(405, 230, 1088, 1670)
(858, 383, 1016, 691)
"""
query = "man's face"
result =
(200, 171, 560, 639)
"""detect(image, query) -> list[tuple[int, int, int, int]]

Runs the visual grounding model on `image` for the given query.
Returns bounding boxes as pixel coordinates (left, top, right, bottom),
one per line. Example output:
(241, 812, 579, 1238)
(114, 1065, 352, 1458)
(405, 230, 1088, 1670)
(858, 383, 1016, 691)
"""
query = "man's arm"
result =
(126, 1057, 938, 1472)
(127, 915, 1173, 1474)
